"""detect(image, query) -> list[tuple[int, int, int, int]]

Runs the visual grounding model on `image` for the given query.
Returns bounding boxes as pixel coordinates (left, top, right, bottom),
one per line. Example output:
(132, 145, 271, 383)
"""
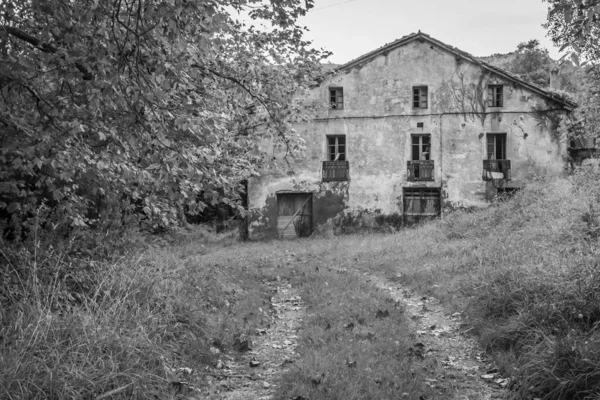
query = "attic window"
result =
(413, 86, 428, 109)
(330, 87, 343, 110)
(488, 85, 503, 107)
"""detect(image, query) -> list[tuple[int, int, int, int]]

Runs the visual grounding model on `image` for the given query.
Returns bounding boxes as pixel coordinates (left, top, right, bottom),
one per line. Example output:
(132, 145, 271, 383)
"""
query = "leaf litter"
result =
(185, 254, 507, 400)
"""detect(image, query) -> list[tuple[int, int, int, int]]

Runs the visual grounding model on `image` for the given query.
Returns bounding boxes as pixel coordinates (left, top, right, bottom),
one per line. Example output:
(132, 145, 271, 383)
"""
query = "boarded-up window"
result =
(277, 193, 313, 238)
(403, 188, 440, 225)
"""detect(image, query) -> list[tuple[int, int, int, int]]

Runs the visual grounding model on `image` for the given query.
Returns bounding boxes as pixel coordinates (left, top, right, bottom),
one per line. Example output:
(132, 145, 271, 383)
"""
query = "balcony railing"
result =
(323, 161, 349, 182)
(407, 160, 434, 181)
(482, 160, 511, 180)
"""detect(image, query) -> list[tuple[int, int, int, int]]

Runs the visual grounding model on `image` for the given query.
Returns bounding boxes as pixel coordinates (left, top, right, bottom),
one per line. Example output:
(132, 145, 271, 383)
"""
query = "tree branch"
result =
(2, 25, 94, 81)
(192, 64, 295, 160)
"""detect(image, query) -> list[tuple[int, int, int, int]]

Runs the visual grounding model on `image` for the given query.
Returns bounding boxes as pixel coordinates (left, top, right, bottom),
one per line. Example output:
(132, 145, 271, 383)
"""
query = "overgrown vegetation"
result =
(0, 229, 280, 399)
(0, 0, 327, 236)
(342, 168, 600, 399)
(0, 227, 435, 399)
(4, 169, 600, 399)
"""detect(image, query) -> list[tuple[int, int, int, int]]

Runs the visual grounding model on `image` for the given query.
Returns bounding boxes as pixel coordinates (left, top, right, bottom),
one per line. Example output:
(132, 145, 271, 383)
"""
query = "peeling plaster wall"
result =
(248, 39, 569, 239)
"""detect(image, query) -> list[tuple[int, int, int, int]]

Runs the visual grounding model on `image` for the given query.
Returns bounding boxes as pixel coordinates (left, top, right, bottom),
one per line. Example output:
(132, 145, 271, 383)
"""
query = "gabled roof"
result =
(331, 31, 577, 110)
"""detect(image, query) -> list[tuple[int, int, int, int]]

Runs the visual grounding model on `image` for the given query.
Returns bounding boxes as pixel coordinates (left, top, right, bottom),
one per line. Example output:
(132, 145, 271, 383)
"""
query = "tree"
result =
(544, 0, 600, 147)
(0, 0, 328, 237)
(512, 39, 553, 87)
(544, 0, 600, 64)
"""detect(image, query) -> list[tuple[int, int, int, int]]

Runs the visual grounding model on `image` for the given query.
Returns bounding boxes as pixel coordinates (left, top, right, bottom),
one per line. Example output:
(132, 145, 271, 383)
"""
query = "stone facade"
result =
(248, 32, 575, 239)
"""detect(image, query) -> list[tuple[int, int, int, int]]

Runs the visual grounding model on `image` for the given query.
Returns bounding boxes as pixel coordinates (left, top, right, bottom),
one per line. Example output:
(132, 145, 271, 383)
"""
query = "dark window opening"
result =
(327, 135, 346, 161)
(408, 134, 433, 181)
(413, 86, 428, 109)
(484, 133, 510, 180)
(488, 85, 503, 107)
(330, 87, 344, 109)
(487, 133, 506, 160)
(323, 134, 349, 181)
(412, 134, 431, 161)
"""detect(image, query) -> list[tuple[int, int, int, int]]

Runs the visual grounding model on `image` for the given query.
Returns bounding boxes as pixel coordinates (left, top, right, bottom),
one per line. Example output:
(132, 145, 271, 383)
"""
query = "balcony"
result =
(322, 161, 349, 182)
(482, 160, 511, 180)
(407, 160, 434, 181)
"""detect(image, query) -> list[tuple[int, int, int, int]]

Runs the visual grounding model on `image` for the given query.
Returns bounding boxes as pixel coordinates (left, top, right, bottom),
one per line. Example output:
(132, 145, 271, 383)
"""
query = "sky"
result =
(298, 0, 559, 64)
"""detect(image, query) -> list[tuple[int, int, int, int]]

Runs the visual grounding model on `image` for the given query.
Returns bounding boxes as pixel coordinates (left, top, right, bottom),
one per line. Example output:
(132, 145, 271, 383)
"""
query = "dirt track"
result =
(194, 269, 507, 400)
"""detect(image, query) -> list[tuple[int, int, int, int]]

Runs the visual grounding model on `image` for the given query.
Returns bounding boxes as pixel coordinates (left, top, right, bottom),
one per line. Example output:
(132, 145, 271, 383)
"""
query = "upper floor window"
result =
(487, 133, 506, 160)
(329, 87, 344, 109)
(488, 85, 503, 107)
(327, 135, 346, 161)
(413, 86, 428, 109)
(411, 134, 431, 160)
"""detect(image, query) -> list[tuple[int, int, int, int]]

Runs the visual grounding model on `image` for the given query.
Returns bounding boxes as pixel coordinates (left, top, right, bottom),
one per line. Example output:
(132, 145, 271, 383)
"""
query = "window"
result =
(413, 86, 428, 109)
(327, 135, 346, 161)
(484, 133, 510, 180)
(488, 85, 503, 107)
(329, 87, 343, 109)
(408, 135, 433, 181)
(411, 134, 431, 161)
(324, 135, 349, 181)
(487, 133, 506, 160)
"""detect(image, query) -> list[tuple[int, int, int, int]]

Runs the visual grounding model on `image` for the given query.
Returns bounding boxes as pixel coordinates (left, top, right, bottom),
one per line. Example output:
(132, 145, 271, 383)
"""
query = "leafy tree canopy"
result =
(512, 39, 553, 87)
(544, 0, 600, 145)
(0, 0, 329, 236)
(544, 0, 600, 65)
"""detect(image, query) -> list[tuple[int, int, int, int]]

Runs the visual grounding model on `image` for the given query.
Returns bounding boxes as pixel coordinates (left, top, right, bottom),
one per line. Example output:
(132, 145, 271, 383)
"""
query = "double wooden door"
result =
(277, 193, 313, 238)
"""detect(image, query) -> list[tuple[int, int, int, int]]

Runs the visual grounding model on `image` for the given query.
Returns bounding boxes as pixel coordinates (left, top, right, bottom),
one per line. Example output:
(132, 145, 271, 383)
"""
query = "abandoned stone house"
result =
(247, 32, 577, 239)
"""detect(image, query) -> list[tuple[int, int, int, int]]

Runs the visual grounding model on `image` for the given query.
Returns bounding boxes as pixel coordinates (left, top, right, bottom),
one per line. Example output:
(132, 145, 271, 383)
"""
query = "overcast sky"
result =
(298, 0, 559, 64)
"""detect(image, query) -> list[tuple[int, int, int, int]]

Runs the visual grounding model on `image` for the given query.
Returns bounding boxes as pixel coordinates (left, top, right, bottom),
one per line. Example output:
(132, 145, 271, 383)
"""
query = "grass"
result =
(0, 228, 433, 399)
(3, 167, 600, 399)
(274, 257, 431, 399)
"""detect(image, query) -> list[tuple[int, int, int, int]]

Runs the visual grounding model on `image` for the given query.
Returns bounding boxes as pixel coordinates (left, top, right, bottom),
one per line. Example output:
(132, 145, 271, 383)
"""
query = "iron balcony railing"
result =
(407, 160, 434, 181)
(322, 161, 349, 182)
(482, 159, 511, 180)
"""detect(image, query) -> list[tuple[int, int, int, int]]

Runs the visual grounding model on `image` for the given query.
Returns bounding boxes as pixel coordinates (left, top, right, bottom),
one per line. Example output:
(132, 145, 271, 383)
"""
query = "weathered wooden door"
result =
(277, 193, 313, 238)
(403, 188, 441, 226)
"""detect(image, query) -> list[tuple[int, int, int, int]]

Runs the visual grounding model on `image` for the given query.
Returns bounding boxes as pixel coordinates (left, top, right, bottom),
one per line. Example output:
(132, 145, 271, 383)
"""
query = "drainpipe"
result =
(439, 114, 444, 220)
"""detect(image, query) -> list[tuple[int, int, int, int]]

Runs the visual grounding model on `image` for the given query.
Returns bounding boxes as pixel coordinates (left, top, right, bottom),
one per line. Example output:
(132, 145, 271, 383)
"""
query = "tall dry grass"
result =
(3, 166, 600, 399)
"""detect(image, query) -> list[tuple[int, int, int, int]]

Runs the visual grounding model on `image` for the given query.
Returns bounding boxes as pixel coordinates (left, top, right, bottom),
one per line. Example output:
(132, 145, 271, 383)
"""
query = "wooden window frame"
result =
(411, 134, 431, 161)
(327, 135, 346, 161)
(329, 87, 344, 110)
(487, 85, 503, 108)
(413, 86, 428, 109)
(486, 133, 507, 160)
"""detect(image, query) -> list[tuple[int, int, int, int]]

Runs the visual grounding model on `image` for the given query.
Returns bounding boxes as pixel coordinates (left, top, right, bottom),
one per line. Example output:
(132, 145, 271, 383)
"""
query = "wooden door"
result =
(403, 188, 441, 226)
(277, 193, 313, 238)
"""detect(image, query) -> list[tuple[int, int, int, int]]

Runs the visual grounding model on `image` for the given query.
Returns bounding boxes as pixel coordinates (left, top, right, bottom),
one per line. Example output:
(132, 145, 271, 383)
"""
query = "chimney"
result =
(550, 66, 560, 90)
